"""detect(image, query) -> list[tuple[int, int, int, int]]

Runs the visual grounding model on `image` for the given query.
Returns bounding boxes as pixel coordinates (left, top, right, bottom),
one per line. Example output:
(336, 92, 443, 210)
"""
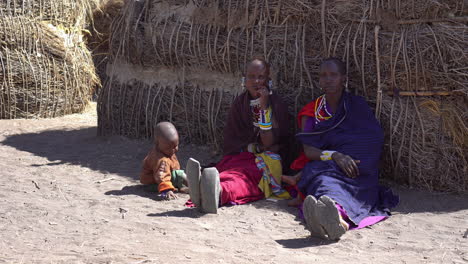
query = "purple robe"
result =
(296, 92, 399, 224)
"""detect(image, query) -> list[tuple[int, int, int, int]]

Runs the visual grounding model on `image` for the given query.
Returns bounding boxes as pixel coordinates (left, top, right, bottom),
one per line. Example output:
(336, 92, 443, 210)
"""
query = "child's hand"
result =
(161, 190, 178, 200)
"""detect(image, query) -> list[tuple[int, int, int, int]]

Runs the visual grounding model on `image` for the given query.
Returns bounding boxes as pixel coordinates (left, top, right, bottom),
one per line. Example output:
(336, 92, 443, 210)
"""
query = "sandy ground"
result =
(0, 103, 467, 264)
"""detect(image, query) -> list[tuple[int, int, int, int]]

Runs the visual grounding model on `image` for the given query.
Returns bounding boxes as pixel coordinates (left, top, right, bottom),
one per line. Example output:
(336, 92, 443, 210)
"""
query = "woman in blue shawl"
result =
(286, 58, 399, 240)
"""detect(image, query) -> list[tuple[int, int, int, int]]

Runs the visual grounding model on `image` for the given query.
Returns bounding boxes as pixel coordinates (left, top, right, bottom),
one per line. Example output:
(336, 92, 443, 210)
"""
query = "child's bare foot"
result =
(287, 196, 302, 207)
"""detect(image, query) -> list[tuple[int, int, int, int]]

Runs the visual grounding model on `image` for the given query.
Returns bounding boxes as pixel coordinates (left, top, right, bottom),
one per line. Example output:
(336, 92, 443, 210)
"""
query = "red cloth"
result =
(290, 100, 317, 171)
(296, 100, 317, 128)
(216, 152, 264, 205)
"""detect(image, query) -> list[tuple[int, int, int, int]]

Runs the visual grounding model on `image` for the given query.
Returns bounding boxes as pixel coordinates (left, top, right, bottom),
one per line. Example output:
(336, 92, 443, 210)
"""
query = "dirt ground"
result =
(0, 103, 467, 264)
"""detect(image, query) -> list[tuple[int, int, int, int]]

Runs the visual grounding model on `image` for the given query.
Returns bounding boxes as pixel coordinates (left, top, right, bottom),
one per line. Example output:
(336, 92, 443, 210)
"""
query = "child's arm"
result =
(152, 160, 166, 184)
(153, 159, 177, 199)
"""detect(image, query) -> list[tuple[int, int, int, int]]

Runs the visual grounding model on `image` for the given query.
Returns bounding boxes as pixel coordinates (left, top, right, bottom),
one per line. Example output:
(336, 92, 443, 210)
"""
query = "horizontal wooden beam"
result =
(387, 91, 459, 96)
(350, 16, 468, 25)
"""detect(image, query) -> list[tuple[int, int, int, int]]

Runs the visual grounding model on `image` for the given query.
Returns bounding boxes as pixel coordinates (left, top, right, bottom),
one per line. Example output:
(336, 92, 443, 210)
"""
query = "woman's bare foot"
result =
(281, 175, 298, 186)
(282, 171, 302, 186)
(340, 218, 350, 231)
(287, 196, 302, 207)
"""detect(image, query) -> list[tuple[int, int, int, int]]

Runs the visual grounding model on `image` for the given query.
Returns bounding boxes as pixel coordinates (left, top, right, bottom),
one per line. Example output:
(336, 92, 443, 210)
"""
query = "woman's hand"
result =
(257, 87, 270, 110)
(332, 152, 360, 178)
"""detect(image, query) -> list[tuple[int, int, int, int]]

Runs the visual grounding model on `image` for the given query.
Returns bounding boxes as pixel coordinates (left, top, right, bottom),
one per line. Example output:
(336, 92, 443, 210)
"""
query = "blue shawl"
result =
(296, 92, 398, 224)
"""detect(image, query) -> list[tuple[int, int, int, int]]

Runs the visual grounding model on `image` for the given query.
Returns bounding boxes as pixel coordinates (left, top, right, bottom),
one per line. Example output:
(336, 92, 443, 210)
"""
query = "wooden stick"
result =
(32, 180, 40, 190)
(374, 25, 382, 120)
(321, 0, 327, 57)
(387, 91, 458, 96)
(349, 16, 468, 25)
(94, 177, 115, 184)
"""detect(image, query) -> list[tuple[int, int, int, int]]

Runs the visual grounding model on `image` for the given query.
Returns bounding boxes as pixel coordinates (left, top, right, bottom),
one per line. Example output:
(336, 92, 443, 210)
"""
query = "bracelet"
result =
(258, 107, 272, 130)
(320, 150, 336, 161)
(258, 122, 272, 130)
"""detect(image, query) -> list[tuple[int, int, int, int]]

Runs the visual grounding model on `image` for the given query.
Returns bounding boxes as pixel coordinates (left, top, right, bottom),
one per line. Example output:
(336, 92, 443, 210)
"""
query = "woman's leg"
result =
(216, 153, 264, 205)
(316, 195, 347, 240)
(199, 167, 221, 214)
(219, 168, 264, 205)
(303, 195, 327, 239)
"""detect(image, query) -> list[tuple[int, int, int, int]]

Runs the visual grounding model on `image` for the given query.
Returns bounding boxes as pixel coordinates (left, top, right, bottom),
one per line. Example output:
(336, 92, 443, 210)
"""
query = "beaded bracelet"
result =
(258, 107, 272, 130)
(320, 150, 336, 161)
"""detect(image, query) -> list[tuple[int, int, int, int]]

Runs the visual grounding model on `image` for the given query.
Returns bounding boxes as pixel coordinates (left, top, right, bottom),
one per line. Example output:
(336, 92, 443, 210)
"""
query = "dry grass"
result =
(98, 0, 468, 191)
(381, 95, 467, 192)
(86, 0, 125, 84)
(0, 16, 99, 119)
(0, 0, 98, 28)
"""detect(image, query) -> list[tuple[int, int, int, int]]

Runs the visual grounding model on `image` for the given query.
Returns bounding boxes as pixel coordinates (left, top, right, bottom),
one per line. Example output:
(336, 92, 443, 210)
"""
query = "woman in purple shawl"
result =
(287, 58, 399, 240)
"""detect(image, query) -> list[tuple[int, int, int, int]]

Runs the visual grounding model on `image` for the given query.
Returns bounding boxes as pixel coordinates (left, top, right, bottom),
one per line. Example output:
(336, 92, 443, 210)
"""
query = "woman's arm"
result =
(257, 87, 277, 150)
(303, 144, 323, 161)
(304, 144, 360, 178)
(259, 115, 276, 149)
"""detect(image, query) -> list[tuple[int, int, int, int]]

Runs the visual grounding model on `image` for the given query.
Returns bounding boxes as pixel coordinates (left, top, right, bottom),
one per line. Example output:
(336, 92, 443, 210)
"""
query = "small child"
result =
(140, 122, 188, 200)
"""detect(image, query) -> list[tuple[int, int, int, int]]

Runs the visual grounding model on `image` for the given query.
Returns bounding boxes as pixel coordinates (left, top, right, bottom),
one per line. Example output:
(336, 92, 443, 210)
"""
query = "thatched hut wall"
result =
(87, 0, 125, 86)
(0, 0, 98, 28)
(99, 0, 467, 192)
(98, 60, 240, 148)
(381, 95, 467, 192)
(0, 17, 99, 118)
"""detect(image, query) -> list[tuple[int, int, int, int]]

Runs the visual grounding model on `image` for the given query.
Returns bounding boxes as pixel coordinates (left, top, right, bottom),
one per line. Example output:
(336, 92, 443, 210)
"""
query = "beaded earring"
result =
(268, 80, 273, 95)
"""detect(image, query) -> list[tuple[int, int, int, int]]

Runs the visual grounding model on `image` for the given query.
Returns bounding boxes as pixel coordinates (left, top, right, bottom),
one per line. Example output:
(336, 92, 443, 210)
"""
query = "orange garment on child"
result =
(140, 147, 180, 192)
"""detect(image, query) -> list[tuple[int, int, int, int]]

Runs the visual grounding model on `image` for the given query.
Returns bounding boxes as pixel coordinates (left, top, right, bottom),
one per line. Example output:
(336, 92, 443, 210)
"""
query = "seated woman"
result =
(285, 57, 399, 240)
(186, 59, 291, 214)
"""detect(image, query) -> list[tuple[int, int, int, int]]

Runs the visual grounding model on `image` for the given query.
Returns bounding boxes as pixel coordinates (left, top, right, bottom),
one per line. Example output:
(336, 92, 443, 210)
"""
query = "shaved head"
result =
(246, 58, 270, 76)
(154, 121, 178, 142)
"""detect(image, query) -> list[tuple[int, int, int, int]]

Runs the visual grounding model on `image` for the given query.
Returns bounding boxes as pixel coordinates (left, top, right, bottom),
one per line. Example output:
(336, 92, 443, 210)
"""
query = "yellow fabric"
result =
(256, 152, 291, 199)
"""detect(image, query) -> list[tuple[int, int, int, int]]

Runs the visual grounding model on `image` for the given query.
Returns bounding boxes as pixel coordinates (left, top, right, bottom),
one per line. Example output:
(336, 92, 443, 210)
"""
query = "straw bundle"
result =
(100, 0, 467, 191)
(87, 0, 125, 84)
(0, 0, 97, 28)
(0, 17, 99, 119)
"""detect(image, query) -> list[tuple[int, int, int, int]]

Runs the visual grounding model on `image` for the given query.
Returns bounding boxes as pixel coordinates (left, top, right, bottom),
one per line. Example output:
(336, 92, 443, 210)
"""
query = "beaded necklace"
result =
(314, 95, 333, 124)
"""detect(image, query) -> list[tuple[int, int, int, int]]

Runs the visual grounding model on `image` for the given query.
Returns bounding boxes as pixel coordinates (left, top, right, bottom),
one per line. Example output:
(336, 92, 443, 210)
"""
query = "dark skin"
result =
(314, 61, 360, 179)
(154, 122, 183, 200)
(283, 61, 361, 189)
(244, 60, 278, 152)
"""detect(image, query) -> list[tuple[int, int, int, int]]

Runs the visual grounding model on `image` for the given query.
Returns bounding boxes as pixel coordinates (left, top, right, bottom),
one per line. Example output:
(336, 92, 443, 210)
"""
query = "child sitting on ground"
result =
(140, 122, 188, 200)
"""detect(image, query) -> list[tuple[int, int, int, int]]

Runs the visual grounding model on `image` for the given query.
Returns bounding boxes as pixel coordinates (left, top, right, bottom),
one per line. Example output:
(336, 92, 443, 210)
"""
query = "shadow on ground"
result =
(275, 237, 336, 249)
(2, 127, 468, 214)
(105, 184, 160, 201)
(248, 185, 468, 215)
(147, 208, 201, 219)
(1, 127, 215, 181)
